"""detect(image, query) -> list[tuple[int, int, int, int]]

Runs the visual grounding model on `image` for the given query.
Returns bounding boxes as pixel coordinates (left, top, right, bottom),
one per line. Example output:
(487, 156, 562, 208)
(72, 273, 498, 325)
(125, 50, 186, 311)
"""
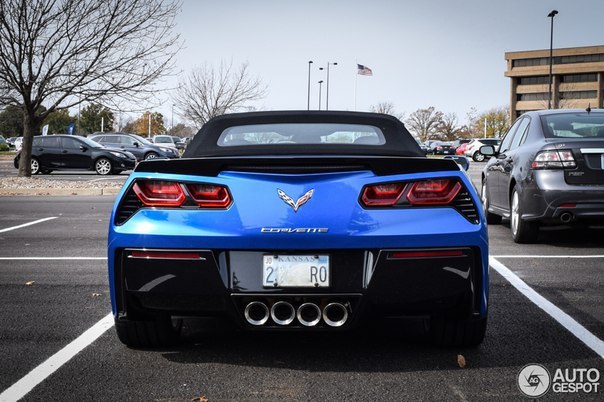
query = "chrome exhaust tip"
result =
(323, 302, 349, 327)
(244, 301, 269, 326)
(271, 301, 296, 326)
(297, 302, 321, 327)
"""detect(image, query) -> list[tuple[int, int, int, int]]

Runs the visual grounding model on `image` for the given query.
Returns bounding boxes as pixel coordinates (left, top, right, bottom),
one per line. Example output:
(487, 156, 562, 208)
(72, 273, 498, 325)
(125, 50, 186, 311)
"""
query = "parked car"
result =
(171, 136, 187, 150)
(455, 142, 469, 156)
(90, 132, 180, 161)
(480, 109, 604, 243)
(13, 135, 136, 175)
(14, 137, 23, 152)
(465, 138, 501, 162)
(433, 141, 455, 155)
(108, 110, 489, 348)
(451, 139, 471, 153)
(152, 134, 178, 148)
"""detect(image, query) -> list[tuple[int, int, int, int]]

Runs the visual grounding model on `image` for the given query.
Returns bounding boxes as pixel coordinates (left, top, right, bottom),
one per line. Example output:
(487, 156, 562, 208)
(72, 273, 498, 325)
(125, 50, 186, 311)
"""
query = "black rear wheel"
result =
(481, 179, 502, 224)
(510, 187, 539, 243)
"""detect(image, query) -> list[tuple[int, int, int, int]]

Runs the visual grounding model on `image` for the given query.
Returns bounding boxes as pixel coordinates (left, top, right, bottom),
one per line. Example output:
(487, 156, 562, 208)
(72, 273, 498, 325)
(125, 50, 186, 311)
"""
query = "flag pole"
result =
(354, 62, 358, 111)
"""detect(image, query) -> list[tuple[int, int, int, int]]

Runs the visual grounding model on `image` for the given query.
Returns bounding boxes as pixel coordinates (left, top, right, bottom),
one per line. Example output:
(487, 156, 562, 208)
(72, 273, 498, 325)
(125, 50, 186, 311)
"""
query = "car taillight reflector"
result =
(388, 250, 464, 259)
(406, 179, 461, 205)
(129, 250, 204, 260)
(133, 181, 186, 207)
(186, 184, 232, 208)
(531, 150, 576, 169)
(361, 183, 405, 206)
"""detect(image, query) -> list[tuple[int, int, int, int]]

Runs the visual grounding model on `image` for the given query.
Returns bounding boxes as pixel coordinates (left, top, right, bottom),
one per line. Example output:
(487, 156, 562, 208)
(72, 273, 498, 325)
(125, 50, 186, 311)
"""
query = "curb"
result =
(0, 188, 121, 196)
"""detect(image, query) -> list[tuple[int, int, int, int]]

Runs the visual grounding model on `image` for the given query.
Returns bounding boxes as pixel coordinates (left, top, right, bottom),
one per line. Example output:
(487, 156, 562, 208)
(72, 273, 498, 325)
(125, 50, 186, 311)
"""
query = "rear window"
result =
(217, 123, 386, 146)
(541, 113, 604, 138)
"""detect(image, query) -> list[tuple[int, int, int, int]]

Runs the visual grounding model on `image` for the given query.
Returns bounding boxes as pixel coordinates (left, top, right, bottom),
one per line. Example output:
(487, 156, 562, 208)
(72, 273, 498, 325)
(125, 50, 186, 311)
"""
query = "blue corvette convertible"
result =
(108, 111, 489, 348)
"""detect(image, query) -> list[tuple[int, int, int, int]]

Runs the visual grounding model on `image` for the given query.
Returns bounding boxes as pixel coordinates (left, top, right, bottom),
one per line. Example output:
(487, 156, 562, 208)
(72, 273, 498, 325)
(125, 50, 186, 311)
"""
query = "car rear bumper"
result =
(521, 170, 604, 223)
(110, 245, 488, 330)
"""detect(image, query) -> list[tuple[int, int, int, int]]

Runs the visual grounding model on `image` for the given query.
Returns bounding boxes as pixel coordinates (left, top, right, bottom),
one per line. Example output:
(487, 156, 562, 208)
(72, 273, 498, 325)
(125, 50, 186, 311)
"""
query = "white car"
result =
(14, 137, 23, 152)
(465, 138, 501, 162)
(152, 135, 177, 148)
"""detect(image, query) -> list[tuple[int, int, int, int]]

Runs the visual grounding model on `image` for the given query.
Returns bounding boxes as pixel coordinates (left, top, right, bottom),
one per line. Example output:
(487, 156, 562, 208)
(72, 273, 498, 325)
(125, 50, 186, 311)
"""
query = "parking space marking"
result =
(0, 217, 57, 233)
(493, 255, 604, 259)
(490, 257, 604, 359)
(0, 257, 106, 260)
(0, 313, 114, 402)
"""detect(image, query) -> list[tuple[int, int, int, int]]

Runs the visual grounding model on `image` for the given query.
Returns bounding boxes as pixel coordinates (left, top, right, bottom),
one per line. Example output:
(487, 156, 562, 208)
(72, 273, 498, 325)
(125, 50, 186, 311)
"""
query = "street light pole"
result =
(318, 80, 324, 110)
(307, 61, 313, 110)
(319, 62, 338, 110)
(171, 104, 175, 130)
(548, 9, 558, 109)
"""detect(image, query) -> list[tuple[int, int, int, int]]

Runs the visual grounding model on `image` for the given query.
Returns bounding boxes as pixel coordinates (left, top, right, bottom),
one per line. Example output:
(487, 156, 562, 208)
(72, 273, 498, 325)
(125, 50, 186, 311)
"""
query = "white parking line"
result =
(0, 257, 106, 260)
(493, 255, 604, 259)
(0, 217, 58, 233)
(0, 313, 114, 402)
(490, 257, 604, 359)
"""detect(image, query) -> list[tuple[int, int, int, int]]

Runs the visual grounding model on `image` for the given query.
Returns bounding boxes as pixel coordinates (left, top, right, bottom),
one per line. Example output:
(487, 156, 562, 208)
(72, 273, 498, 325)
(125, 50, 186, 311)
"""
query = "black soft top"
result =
(182, 110, 424, 158)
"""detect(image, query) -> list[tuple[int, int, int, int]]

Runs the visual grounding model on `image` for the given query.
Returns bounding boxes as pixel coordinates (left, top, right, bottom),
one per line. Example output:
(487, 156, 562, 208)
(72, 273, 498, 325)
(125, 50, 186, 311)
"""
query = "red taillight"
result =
(133, 181, 186, 207)
(406, 179, 461, 205)
(388, 250, 464, 259)
(186, 184, 232, 208)
(361, 183, 405, 206)
(531, 150, 576, 169)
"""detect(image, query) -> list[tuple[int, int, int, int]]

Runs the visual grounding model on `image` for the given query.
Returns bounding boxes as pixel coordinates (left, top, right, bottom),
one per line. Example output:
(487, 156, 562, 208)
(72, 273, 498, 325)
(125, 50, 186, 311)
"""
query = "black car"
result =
(480, 109, 604, 243)
(13, 135, 136, 175)
(433, 141, 455, 155)
(89, 132, 180, 161)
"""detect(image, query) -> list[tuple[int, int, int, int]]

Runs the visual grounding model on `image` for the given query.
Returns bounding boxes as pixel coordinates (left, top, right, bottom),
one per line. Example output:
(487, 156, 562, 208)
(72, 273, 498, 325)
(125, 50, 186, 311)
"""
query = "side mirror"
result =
(444, 155, 470, 171)
(79, 145, 88, 152)
(479, 145, 495, 156)
(133, 142, 140, 147)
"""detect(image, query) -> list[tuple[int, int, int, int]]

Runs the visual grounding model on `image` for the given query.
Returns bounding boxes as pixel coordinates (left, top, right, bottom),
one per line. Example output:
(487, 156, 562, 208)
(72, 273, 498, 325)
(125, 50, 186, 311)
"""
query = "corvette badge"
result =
(277, 188, 314, 212)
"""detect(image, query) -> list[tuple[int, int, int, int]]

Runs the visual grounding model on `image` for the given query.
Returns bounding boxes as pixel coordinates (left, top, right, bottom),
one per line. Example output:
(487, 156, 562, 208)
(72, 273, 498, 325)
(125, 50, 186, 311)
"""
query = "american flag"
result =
(357, 64, 373, 76)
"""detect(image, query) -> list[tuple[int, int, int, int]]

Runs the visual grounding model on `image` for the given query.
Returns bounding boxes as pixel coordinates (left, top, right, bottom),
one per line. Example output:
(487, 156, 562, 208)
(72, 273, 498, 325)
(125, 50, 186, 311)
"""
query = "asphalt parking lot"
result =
(0, 160, 602, 401)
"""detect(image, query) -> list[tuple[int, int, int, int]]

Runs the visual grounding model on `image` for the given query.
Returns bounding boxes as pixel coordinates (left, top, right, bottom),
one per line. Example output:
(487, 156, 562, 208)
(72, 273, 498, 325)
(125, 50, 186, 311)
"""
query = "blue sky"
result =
(156, 0, 604, 125)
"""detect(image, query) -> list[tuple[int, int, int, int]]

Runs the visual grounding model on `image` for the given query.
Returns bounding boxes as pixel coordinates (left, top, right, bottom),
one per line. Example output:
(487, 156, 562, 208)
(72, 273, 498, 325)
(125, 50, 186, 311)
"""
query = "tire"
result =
(95, 157, 113, 175)
(472, 151, 485, 162)
(430, 316, 487, 347)
(115, 314, 182, 349)
(481, 179, 502, 224)
(510, 186, 539, 243)
(144, 152, 159, 160)
(30, 157, 40, 175)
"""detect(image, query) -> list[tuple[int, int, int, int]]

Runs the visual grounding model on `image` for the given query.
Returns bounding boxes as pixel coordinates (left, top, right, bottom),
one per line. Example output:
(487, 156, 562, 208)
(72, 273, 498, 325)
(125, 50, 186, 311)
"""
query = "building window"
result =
(519, 76, 550, 85)
(559, 90, 597, 99)
(561, 74, 597, 83)
(512, 53, 604, 68)
(517, 93, 549, 101)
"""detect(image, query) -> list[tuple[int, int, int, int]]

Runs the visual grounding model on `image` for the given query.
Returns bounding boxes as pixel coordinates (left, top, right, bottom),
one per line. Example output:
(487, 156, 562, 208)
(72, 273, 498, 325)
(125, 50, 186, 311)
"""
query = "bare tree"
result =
(438, 113, 462, 140)
(405, 106, 444, 142)
(173, 61, 268, 129)
(0, 0, 181, 176)
(369, 102, 405, 121)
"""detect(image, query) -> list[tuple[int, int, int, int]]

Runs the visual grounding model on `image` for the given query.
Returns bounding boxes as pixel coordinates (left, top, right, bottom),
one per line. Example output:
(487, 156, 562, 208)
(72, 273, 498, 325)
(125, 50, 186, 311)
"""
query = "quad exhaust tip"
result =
(270, 301, 296, 326)
(297, 303, 321, 327)
(244, 300, 350, 327)
(244, 301, 269, 326)
(323, 302, 349, 327)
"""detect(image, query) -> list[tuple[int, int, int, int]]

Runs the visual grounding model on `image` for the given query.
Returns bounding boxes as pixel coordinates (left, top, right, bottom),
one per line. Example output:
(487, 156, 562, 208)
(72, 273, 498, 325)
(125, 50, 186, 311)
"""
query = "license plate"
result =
(263, 255, 330, 288)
